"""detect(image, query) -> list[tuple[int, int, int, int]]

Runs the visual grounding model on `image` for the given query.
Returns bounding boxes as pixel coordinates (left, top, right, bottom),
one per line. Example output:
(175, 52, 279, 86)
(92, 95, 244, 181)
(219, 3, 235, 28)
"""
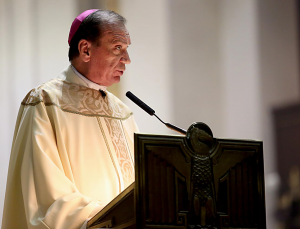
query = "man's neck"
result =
(71, 65, 107, 92)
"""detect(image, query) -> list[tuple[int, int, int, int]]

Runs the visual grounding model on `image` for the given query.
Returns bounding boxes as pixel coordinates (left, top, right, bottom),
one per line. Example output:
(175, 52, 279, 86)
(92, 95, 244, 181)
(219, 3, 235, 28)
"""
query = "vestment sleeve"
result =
(16, 102, 103, 228)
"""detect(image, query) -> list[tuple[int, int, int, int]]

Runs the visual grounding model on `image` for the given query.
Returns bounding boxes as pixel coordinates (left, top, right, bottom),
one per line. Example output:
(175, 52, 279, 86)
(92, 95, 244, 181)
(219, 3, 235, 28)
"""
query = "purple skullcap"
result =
(68, 9, 98, 45)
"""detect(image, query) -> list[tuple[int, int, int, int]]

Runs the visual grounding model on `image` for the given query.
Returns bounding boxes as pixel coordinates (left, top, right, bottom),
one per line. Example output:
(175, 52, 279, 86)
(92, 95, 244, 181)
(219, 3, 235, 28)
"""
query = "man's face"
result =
(88, 23, 131, 86)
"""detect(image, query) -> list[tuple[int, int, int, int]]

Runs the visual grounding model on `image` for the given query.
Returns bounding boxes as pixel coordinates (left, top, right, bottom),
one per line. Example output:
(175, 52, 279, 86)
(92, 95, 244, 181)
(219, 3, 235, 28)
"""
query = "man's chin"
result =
(114, 76, 121, 83)
(108, 76, 120, 86)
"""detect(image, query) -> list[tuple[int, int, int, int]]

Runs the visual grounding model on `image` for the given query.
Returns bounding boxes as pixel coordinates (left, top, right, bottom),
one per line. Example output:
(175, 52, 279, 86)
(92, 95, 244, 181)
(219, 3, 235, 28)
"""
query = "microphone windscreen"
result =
(126, 91, 155, 116)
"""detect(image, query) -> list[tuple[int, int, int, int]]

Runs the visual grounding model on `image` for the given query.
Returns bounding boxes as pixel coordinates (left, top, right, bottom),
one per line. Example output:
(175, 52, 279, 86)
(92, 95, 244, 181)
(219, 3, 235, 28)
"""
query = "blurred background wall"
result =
(0, 0, 299, 228)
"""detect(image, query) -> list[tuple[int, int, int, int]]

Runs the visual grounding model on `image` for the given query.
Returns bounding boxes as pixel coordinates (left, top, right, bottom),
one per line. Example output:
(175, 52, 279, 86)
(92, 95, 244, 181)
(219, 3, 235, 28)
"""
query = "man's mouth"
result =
(117, 70, 124, 76)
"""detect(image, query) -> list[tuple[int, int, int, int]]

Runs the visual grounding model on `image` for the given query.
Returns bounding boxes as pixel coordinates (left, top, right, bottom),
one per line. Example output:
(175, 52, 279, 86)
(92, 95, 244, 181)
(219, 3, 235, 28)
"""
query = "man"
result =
(2, 9, 138, 229)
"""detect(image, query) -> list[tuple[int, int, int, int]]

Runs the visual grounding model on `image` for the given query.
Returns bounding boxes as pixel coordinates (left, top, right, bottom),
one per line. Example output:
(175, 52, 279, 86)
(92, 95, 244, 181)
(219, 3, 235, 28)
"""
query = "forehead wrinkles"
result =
(111, 33, 130, 44)
(102, 24, 130, 44)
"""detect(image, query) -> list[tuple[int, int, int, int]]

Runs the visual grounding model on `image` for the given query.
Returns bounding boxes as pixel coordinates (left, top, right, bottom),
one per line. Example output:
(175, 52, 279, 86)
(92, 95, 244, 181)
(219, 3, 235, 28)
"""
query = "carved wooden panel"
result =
(135, 136, 191, 229)
(211, 139, 265, 228)
(135, 125, 266, 229)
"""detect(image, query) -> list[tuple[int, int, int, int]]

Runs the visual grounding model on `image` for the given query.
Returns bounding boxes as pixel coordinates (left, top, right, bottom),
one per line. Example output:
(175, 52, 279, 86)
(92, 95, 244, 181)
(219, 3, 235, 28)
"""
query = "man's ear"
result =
(78, 39, 91, 62)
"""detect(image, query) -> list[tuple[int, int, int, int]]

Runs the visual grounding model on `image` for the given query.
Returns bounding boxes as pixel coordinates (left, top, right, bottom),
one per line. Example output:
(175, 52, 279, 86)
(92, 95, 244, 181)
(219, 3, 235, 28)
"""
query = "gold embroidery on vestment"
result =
(104, 118, 135, 185)
(97, 117, 121, 193)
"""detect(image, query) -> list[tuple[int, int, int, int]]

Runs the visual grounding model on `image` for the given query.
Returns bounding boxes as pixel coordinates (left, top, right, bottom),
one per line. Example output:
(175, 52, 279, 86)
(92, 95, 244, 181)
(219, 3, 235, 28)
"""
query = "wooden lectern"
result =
(87, 122, 266, 229)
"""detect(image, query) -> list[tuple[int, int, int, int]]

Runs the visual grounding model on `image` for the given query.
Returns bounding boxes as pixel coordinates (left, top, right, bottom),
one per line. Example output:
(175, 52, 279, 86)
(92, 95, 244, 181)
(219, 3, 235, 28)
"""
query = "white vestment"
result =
(2, 66, 138, 229)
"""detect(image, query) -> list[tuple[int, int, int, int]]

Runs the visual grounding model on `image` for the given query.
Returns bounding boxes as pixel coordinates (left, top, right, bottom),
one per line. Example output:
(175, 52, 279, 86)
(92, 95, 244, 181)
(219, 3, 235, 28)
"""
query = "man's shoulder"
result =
(21, 78, 63, 106)
(21, 65, 78, 106)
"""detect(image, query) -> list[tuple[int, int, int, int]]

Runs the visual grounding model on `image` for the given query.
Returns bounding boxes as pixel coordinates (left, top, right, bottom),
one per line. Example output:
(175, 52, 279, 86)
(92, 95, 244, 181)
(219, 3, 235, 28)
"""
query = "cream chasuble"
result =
(2, 66, 138, 229)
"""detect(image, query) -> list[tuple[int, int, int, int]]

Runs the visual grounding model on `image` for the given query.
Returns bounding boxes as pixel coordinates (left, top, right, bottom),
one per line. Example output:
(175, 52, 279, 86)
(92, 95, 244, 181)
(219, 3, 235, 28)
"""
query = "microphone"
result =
(126, 91, 187, 135)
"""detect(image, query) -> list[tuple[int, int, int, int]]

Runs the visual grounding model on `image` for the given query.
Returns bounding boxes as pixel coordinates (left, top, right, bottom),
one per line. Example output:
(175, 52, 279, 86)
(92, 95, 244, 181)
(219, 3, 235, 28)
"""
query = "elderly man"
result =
(2, 9, 138, 229)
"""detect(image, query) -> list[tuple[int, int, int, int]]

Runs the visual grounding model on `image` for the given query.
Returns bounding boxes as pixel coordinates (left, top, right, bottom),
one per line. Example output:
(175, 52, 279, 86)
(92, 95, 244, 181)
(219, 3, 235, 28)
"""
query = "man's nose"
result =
(120, 50, 131, 64)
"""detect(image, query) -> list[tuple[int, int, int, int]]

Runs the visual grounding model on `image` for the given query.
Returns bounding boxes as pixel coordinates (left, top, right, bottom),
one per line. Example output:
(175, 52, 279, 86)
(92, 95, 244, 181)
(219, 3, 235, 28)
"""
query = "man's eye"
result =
(116, 46, 121, 50)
